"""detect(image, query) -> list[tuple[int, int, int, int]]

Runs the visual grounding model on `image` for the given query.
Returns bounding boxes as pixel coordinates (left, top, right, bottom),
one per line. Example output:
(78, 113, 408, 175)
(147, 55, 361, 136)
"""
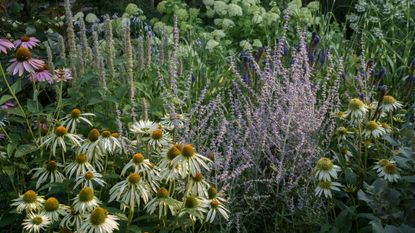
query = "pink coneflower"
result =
(29, 63, 53, 83)
(0, 101, 15, 110)
(7, 47, 44, 76)
(14, 35, 40, 49)
(53, 68, 72, 83)
(0, 38, 14, 54)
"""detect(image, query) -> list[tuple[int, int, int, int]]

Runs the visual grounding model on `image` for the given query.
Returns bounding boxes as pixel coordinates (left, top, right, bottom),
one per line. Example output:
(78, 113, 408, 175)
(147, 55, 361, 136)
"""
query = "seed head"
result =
(22, 190, 37, 203)
(167, 145, 181, 160)
(76, 154, 87, 164)
(384, 164, 397, 174)
(101, 130, 111, 138)
(46, 160, 58, 171)
(366, 121, 380, 130)
(71, 108, 81, 118)
(192, 172, 203, 182)
(90, 207, 107, 225)
(348, 98, 364, 110)
(15, 47, 32, 61)
(316, 157, 333, 171)
(157, 187, 169, 198)
(182, 144, 195, 158)
(210, 199, 220, 208)
(32, 216, 43, 225)
(208, 187, 217, 199)
(88, 129, 100, 141)
(55, 125, 67, 136)
(318, 180, 332, 189)
(383, 95, 396, 104)
(79, 187, 94, 202)
(128, 173, 141, 184)
(44, 197, 59, 211)
(151, 129, 163, 140)
(185, 196, 198, 208)
(132, 153, 144, 164)
(84, 171, 94, 180)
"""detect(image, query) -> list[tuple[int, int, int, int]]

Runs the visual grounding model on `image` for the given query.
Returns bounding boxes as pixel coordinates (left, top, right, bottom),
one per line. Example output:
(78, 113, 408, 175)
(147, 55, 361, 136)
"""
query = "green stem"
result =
(0, 64, 38, 146)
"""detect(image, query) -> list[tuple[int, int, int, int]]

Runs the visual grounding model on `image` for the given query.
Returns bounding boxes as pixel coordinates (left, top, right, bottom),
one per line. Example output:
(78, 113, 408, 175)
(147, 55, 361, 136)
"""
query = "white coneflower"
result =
(41, 125, 83, 157)
(160, 113, 187, 130)
(121, 153, 152, 175)
(80, 128, 104, 171)
(145, 187, 181, 219)
(72, 187, 101, 213)
(373, 159, 395, 172)
(381, 122, 392, 134)
(206, 198, 229, 223)
(159, 144, 183, 182)
(79, 207, 119, 233)
(74, 171, 106, 191)
(62, 108, 95, 133)
(121, 153, 159, 191)
(99, 130, 121, 154)
(41, 197, 69, 222)
(130, 120, 157, 136)
(381, 95, 402, 112)
(336, 127, 352, 141)
(109, 172, 150, 212)
(346, 98, 368, 121)
(187, 172, 209, 198)
(30, 160, 66, 189)
(363, 121, 385, 138)
(314, 157, 341, 181)
(315, 180, 342, 198)
(178, 196, 208, 221)
(10, 190, 45, 213)
(172, 144, 211, 177)
(60, 207, 83, 230)
(205, 186, 229, 223)
(377, 162, 400, 182)
(144, 128, 172, 149)
(64, 153, 95, 178)
(22, 212, 51, 233)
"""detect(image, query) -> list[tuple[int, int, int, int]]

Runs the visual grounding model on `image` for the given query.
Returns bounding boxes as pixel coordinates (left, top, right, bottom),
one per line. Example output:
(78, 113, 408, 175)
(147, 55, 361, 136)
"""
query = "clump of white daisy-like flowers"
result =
(314, 157, 342, 198)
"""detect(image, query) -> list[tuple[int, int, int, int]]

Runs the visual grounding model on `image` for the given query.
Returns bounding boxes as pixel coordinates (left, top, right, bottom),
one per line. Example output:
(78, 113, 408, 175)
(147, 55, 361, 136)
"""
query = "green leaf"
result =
(0, 95, 12, 105)
(15, 144, 38, 158)
(10, 79, 22, 93)
(357, 190, 373, 204)
(370, 220, 384, 233)
(402, 176, 415, 183)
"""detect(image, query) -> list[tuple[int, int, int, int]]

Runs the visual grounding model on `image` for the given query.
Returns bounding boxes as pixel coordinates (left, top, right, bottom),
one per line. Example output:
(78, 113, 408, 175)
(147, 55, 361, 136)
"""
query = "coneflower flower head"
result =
(0, 38, 14, 54)
(364, 120, 385, 138)
(88, 129, 100, 141)
(346, 98, 368, 120)
(7, 47, 43, 76)
(11, 190, 45, 213)
(14, 35, 40, 49)
(157, 187, 169, 198)
(80, 207, 119, 233)
(315, 180, 342, 198)
(377, 162, 400, 182)
(381, 95, 402, 112)
(29, 63, 53, 83)
(22, 212, 51, 233)
(315, 157, 341, 181)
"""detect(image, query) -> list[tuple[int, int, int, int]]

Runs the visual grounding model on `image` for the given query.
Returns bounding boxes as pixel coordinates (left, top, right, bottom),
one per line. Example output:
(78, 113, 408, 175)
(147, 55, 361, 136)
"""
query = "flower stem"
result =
(0, 64, 38, 146)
